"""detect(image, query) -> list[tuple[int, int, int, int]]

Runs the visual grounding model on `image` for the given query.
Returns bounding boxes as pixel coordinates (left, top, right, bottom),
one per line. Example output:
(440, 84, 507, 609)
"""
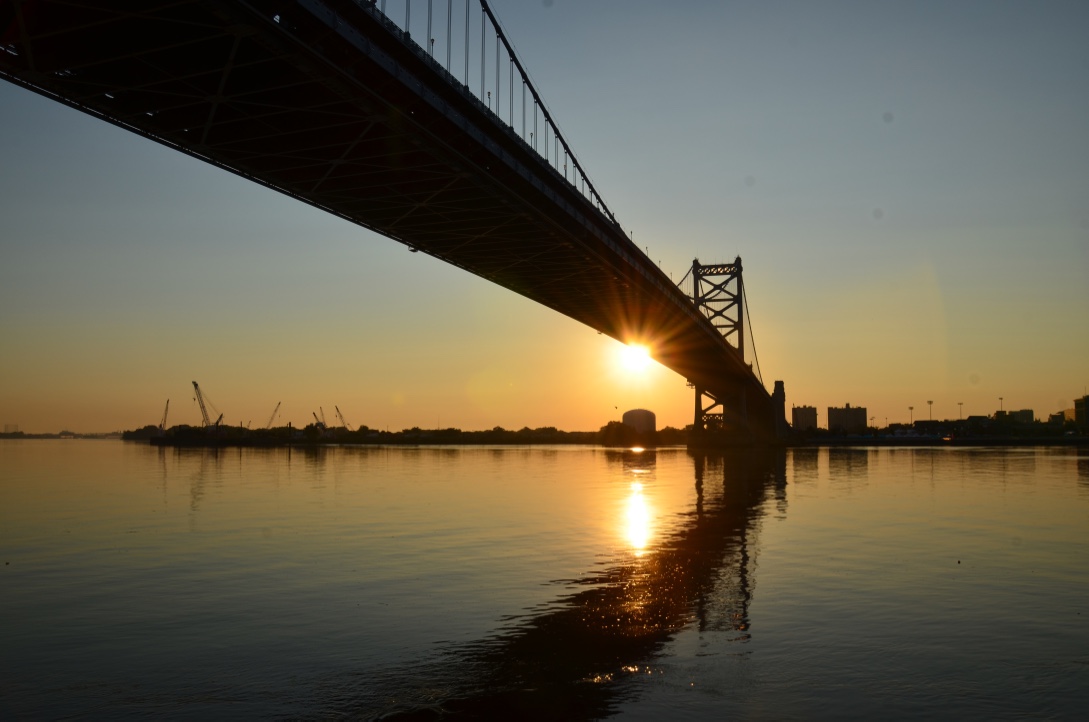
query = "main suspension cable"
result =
(742, 281, 763, 386)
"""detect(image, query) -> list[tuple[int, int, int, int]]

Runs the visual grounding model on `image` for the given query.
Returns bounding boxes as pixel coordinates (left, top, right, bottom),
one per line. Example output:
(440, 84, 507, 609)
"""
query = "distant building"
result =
(827, 404, 867, 434)
(1009, 409, 1034, 424)
(1076, 396, 1089, 433)
(966, 415, 991, 429)
(792, 405, 817, 432)
(622, 409, 656, 435)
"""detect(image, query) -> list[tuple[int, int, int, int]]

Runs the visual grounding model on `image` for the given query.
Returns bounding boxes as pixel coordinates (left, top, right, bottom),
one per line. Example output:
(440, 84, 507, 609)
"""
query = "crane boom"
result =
(159, 399, 170, 432)
(192, 381, 222, 428)
(266, 401, 281, 429)
(335, 405, 353, 431)
(192, 381, 211, 427)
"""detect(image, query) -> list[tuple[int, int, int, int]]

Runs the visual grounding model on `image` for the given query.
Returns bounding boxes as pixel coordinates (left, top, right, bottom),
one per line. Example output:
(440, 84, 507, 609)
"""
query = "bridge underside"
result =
(1, 0, 780, 441)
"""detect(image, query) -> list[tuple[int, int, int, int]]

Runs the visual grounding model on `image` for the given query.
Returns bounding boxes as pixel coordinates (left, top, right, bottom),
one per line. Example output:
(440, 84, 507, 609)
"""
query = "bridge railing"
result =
(355, 0, 618, 227)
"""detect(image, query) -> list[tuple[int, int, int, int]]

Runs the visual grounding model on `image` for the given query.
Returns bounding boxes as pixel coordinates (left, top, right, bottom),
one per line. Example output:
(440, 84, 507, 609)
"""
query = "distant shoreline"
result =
(788, 436, 1088, 448)
(2, 433, 1085, 449)
(0, 433, 121, 440)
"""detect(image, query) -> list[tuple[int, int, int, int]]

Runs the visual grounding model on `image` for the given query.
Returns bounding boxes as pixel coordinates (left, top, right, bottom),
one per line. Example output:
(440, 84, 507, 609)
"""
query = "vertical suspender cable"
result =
(405, 0, 410, 36)
(480, 8, 484, 97)
(446, 0, 451, 71)
(427, 1, 432, 54)
(464, 0, 468, 83)
(479, 0, 617, 224)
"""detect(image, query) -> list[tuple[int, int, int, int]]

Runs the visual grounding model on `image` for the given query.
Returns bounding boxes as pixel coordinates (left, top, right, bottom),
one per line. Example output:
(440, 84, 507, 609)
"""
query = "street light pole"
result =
(909, 406, 914, 424)
(958, 402, 963, 420)
(928, 400, 933, 420)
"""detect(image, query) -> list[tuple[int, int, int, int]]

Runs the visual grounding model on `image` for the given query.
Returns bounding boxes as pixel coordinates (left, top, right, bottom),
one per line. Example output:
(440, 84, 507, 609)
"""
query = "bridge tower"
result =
(689, 257, 754, 442)
(688, 257, 789, 444)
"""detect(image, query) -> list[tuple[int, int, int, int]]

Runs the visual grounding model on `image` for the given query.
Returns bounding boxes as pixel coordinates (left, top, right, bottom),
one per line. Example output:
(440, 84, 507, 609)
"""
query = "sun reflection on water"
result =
(625, 480, 652, 555)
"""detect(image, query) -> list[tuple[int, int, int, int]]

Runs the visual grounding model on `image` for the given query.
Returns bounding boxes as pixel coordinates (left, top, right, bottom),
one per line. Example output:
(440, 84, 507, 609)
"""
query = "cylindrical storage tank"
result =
(622, 409, 656, 435)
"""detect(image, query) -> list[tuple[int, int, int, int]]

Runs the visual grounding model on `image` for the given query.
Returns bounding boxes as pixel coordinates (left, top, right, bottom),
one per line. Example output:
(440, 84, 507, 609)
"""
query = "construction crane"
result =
(159, 399, 170, 432)
(319, 407, 328, 427)
(335, 405, 353, 431)
(265, 401, 281, 429)
(192, 381, 223, 428)
(312, 411, 326, 430)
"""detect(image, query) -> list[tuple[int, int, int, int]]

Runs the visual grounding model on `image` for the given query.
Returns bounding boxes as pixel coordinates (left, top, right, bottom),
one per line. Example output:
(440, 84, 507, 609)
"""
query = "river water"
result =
(1, 440, 1087, 719)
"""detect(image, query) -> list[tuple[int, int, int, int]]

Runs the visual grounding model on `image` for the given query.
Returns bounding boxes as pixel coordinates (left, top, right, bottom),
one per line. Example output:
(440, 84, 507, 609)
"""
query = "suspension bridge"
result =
(1, 0, 787, 443)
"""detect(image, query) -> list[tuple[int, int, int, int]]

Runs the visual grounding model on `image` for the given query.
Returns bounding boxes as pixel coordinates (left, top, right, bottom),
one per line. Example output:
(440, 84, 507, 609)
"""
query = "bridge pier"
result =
(689, 381, 788, 448)
(772, 380, 790, 439)
(691, 385, 757, 448)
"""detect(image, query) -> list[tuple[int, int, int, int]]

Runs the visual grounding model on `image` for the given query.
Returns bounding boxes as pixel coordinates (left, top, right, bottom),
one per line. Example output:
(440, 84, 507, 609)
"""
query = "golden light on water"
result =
(625, 480, 652, 554)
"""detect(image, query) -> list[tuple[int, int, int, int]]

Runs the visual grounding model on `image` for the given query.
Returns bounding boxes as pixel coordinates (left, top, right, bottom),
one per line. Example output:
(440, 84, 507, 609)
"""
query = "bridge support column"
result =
(691, 384, 752, 447)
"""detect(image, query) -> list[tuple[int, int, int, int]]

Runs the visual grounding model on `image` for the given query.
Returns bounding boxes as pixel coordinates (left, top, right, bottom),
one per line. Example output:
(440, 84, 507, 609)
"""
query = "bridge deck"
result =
(1, 0, 775, 433)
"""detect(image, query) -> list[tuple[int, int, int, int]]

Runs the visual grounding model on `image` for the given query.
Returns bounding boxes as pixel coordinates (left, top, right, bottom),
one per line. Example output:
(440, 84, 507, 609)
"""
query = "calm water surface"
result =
(1, 440, 1087, 719)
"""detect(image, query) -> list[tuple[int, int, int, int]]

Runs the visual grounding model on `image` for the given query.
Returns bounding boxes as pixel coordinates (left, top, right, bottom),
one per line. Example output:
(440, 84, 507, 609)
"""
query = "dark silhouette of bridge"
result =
(1, 0, 786, 443)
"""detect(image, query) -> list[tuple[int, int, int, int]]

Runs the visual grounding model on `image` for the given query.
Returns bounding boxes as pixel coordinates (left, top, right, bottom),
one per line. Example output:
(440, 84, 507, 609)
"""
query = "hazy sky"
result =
(2, 0, 1087, 433)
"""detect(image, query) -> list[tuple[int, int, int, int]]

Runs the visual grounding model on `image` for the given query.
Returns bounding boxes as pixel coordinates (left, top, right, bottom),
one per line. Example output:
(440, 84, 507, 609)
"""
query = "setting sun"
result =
(618, 343, 652, 374)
